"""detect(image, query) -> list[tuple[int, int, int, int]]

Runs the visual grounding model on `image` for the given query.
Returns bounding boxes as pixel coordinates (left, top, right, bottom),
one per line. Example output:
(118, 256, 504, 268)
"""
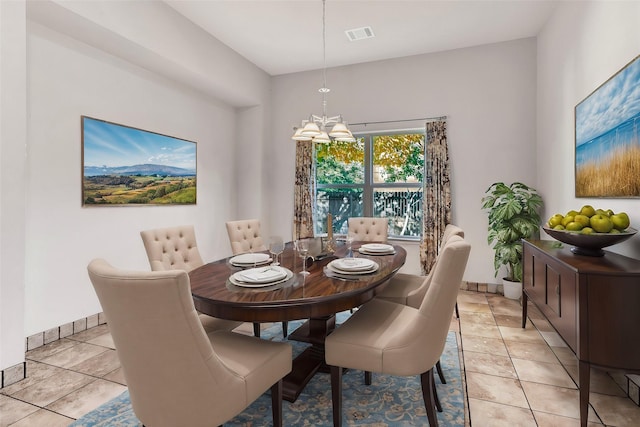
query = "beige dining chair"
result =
(375, 224, 464, 388)
(325, 236, 471, 427)
(347, 217, 388, 242)
(140, 225, 241, 333)
(225, 219, 288, 338)
(225, 219, 268, 254)
(87, 259, 292, 427)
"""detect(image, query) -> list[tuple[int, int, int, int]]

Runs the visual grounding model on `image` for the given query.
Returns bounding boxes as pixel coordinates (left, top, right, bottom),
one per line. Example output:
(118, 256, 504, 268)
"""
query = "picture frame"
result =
(82, 116, 197, 206)
(575, 54, 640, 198)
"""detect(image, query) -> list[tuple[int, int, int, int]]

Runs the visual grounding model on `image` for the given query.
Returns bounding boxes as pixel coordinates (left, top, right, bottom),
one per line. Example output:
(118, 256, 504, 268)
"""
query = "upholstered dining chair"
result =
(225, 219, 268, 254)
(325, 236, 471, 427)
(347, 217, 388, 242)
(374, 224, 464, 389)
(225, 219, 288, 338)
(87, 259, 292, 427)
(140, 225, 241, 333)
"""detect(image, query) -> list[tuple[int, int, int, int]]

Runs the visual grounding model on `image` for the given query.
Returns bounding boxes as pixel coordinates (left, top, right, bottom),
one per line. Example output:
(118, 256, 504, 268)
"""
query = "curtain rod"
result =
(348, 116, 447, 127)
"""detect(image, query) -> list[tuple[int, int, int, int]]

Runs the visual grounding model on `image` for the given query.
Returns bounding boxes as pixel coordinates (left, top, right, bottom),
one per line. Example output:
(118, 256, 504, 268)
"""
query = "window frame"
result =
(315, 128, 425, 240)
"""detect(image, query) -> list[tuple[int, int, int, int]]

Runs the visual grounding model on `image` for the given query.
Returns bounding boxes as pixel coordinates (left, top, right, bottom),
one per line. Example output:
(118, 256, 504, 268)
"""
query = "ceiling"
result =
(165, 0, 559, 76)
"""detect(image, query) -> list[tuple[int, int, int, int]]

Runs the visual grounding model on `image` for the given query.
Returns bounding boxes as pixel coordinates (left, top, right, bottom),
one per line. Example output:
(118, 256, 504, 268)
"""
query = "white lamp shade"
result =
(292, 127, 312, 141)
(329, 122, 351, 137)
(335, 134, 356, 142)
(313, 131, 331, 143)
(300, 121, 321, 137)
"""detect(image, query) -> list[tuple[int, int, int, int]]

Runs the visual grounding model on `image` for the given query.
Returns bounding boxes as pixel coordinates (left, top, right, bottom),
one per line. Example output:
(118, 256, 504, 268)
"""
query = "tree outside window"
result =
(315, 131, 424, 239)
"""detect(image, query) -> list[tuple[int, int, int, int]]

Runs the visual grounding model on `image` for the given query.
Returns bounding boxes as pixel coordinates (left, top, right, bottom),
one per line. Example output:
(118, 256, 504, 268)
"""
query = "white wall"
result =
(269, 39, 539, 283)
(536, 1, 640, 259)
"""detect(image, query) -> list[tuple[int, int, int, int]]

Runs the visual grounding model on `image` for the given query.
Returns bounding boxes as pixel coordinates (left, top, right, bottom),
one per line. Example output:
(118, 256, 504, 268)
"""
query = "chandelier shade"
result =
(291, 0, 351, 143)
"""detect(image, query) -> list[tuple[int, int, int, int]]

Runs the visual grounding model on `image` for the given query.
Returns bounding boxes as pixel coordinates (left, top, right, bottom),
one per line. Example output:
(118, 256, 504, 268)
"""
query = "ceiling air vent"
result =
(345, 26, 375, 42)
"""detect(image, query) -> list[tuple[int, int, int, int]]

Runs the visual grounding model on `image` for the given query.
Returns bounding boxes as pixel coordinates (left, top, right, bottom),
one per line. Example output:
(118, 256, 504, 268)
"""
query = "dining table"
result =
(189, 240, 406, 402)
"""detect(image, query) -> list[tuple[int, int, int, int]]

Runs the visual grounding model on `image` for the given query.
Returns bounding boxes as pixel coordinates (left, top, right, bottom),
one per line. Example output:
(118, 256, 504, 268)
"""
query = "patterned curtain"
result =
(420, 118, 451, 275)
(293, 140, 315, 240)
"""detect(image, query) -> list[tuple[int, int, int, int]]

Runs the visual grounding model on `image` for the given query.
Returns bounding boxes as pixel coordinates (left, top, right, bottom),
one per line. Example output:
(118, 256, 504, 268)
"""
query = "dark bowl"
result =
(542, 226, 637, 256)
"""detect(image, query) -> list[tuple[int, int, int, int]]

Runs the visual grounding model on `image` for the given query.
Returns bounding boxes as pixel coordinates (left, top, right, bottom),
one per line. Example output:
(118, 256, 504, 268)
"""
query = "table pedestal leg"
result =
(282, 316, 336, 402)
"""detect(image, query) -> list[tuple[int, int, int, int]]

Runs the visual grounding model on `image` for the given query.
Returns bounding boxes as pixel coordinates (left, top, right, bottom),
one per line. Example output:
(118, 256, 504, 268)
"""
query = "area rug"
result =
(70, 313, 465, 426)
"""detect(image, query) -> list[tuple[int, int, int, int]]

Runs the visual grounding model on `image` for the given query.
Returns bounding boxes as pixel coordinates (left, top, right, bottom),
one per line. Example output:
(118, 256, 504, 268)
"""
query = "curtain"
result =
(293, 140, 315, 240)
(420, 118, 451, 275)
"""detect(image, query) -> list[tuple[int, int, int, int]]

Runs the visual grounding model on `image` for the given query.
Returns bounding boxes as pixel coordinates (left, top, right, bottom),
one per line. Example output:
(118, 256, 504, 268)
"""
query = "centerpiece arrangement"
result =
(543, 204, 637, 256)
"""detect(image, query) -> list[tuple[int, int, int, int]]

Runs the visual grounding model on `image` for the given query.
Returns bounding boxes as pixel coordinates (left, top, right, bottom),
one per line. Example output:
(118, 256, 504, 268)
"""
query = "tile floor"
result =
(2, 290, 640, 426)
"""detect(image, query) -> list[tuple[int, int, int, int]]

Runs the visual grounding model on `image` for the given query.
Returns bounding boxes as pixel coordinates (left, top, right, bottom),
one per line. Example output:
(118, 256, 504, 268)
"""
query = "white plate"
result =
(330, 258, 377, 272)
(234, 266, 288, 284)
(360, 243, 394, 252)
(326, 262, 379, 276)
(229, 267, 293, 288)
(229, 253, 271, 266)
(358, 248, 396, 255)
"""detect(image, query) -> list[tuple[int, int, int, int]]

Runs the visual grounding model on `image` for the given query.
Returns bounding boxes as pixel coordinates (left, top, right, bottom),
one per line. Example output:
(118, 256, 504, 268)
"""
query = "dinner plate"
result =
(326, 261, 379, 276)
(360, 243, 394, 252)
(229, 253, 271, 267)
(330, 257, 377, 272)
(358, 248, 396, 255)
(229, 267, 293, 288)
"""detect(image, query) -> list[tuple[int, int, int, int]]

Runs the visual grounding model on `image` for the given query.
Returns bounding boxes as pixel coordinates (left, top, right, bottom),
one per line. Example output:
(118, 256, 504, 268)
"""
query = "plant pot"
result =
(502, 278, 522, 300)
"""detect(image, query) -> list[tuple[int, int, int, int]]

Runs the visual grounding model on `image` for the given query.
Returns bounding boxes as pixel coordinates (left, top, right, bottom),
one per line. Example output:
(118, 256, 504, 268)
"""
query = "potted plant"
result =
(481, 182, 543, 299)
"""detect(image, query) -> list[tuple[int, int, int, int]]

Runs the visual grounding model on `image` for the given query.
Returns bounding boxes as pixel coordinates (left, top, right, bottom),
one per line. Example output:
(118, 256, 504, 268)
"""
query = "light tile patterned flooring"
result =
(1, 290, 640, 426)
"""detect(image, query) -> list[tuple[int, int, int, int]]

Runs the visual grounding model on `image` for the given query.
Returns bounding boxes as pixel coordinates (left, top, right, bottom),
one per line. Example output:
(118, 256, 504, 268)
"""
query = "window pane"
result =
(315, 139, 365, 184)
(374, 187, 423, 237)
(315, 188, 363, 235)
(373, 134, 424, 184)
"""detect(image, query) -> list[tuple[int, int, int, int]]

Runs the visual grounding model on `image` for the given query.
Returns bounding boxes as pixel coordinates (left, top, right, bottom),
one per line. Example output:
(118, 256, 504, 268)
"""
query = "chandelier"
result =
(291, 0, 355, 143)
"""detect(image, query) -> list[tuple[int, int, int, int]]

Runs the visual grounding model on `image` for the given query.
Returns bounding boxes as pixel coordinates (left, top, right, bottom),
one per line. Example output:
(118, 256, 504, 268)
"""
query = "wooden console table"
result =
(522, 239, 640, 427)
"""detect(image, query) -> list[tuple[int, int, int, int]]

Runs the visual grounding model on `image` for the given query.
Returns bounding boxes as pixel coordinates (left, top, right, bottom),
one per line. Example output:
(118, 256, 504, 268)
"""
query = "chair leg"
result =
(436, 359, 446, 384)
(454, 301, 459, 319)
(420, 369, 439, 427)
(253, 322, 261, 338)
(270, 379, 283, 427)
(281, 321, 288, 338)
(432, 377, 442, 413)
(330, 365, 343, 427)
(364, 371, 372, 385)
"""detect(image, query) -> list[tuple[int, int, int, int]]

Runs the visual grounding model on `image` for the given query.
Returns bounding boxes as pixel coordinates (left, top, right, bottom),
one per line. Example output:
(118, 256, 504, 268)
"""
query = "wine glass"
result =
(269, 236, 284, 266)
(345, 235, 355, 257)
(295, 239, 310, 276)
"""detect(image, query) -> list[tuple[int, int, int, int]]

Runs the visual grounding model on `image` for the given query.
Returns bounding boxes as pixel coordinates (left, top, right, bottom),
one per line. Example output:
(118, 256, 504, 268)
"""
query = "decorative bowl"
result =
(542, 226, 637, 256)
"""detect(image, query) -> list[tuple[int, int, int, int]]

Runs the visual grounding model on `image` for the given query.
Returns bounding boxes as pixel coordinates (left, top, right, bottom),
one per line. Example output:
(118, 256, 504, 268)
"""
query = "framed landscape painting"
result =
(82, 116, 197, 206)
(575, 54, 640, 198)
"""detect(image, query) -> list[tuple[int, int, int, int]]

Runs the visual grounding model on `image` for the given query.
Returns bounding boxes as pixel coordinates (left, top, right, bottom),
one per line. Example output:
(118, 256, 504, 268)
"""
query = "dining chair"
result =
(347, 217, 388, 242)
(325, 236, 471, 427)
(225, 219, 288, 338)
(87, 259, 292, 427)
(140, 225, 241, 333)
(225, 218, 268, 254)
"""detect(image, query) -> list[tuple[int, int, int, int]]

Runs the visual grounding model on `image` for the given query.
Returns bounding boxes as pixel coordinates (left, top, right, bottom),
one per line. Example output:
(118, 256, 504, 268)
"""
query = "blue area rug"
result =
(70, 313, 465, 426)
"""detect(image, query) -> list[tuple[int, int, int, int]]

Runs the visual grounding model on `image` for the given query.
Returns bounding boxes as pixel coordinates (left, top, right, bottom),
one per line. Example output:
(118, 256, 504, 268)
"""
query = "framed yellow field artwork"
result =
(575, 54, 640, 198)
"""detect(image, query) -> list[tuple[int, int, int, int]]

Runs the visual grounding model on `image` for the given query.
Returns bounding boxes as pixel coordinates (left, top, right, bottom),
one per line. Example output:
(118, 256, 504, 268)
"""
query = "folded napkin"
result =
(332, 258, 376, 272)
(239, 267, 287, 283)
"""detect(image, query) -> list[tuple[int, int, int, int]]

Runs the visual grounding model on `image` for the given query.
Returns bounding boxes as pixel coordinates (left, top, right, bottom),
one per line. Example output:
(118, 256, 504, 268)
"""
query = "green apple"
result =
(610, 229, 621, 234)
(610, 212, 630, 230)
(606, 209, 615, 217)
(562, 215, 575, 227)
(574, 214, 591, 228)
(548, 214, 564, 228)
(566, 221, 583, 231)
(580, 205, 596, 217)
(595, 209, 610, 217)
(590, 214, 614, 233)
(553, 224, 565, 230)
(581, 227, 594, 234)
(566, 210, 580, 218)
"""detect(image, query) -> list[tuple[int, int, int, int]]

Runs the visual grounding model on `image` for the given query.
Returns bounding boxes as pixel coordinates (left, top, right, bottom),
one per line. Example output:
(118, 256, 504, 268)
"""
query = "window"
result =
(315, 130, 424, 239)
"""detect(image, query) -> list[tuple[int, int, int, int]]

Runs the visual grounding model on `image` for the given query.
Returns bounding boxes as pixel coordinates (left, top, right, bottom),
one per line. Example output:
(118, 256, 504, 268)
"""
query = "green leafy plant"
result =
(481, 182, 543, 282)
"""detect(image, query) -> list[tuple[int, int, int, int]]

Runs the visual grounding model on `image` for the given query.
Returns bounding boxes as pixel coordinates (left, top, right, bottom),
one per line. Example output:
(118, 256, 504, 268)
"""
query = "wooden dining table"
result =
(189, 240, 406, 402)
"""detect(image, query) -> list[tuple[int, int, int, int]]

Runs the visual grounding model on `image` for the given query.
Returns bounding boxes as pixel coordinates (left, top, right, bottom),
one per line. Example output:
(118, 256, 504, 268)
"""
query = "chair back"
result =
(415, 236, 470, 364)
(140, 225, 204, 272)
(404, 224, 464, 308)
(87, 259, 247, 427)
(347, 217, 388, 242)
(226, 219, 267, 254)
